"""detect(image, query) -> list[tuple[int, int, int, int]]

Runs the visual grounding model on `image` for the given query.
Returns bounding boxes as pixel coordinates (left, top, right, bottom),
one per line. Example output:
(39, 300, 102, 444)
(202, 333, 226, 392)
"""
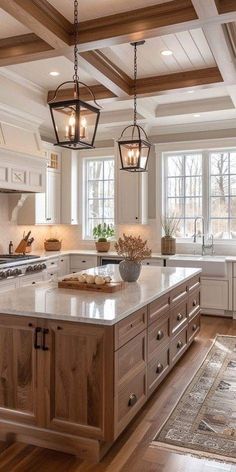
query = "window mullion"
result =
(202, 150, 209, 235)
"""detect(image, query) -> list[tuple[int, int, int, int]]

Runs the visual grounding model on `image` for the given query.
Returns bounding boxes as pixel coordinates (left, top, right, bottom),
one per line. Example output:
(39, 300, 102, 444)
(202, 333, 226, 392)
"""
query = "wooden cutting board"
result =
(58, 279, 125, 293)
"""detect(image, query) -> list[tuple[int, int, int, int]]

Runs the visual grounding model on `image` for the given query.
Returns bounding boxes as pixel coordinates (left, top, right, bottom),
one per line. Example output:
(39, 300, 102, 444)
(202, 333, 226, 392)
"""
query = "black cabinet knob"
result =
(128, 393, 137, 407)
(156, 330, 164, 341)
(177, 340, 183, 349)
(193, 299, 197, 306)
(177, 313, 183, 321)
(156, 363, 164, 374)
(192, 324, 197, 331)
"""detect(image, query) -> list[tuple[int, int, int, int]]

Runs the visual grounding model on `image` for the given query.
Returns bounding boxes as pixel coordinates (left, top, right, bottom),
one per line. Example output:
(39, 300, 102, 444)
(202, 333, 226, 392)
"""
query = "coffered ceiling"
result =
(0, 0, 235, 140)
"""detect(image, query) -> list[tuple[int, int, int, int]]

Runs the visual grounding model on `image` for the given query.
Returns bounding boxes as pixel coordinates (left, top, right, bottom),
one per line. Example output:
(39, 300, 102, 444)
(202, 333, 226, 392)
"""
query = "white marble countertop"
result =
(0, 265, 201, 325)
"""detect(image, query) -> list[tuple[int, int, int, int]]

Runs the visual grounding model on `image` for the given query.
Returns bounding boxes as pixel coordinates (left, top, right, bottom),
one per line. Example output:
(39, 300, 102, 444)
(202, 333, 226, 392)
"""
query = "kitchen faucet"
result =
(193, 217, 214, 255)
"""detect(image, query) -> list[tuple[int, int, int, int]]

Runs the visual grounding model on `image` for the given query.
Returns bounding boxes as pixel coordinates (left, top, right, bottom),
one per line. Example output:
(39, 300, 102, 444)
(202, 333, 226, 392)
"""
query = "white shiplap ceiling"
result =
(102, 29, 216, 78)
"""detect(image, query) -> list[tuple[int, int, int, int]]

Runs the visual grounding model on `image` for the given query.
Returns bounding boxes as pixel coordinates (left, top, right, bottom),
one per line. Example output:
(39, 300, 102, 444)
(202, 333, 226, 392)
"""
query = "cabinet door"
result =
(44, 321, 114, 441)
(201, 278, 228, 310)
(116, 168, 148, 225)
(18, 273, 45, 287)
(0, 279, 18, 293)
(0, 315, 42, 426)
(46, 170, 61, 224)
(58, 256, 70, 277)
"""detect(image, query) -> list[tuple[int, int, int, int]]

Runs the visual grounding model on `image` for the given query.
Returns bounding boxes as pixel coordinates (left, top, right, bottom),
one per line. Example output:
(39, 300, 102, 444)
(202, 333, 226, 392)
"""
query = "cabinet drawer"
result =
(148, 315, 169, 360)
(188, 275, 201, 293)
(170, 327, 187, 366)
(188, 313, 200, 344)
(70, 255, 98, 271)
(115, 307, 147, 350)
(148, 293, 170, 325)
(115, 331, 147, 387)
(115, 368, 146, 437)
(188, 288, 200, 319)
(170, 299, 188, 336)
(170, 282, 188, 307)
(147, 345, 170, 396)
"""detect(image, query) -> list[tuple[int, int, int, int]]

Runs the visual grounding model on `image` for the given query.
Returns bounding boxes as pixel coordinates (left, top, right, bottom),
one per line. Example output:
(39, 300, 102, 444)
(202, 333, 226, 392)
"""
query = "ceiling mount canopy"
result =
(48, 0, 101, 150)
(117, 40, 151, 172)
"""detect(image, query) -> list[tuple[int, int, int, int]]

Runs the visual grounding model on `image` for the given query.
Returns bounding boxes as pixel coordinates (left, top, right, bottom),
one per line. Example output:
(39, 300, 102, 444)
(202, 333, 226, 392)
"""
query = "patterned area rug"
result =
(153, 335, 236, 463)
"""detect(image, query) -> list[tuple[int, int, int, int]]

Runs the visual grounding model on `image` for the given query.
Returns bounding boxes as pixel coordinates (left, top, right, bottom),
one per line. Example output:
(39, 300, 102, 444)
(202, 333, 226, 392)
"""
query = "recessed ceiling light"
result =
(49, 71, 60, 76)
(193, 114, 201, 117)
(161, 50, 173, 56)
(187, 90, 195, 94)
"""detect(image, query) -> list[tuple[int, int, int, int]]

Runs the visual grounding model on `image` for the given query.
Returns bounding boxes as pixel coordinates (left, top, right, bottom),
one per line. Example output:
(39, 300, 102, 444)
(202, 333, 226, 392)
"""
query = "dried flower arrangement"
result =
(161, 215, 180, 238)
(115, 234, 152, 262)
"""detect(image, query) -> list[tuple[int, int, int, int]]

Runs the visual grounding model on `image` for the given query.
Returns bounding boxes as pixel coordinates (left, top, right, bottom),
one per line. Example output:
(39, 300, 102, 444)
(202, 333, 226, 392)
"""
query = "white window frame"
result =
(83, 155, 115, 240)
(163, 146, 236, 242)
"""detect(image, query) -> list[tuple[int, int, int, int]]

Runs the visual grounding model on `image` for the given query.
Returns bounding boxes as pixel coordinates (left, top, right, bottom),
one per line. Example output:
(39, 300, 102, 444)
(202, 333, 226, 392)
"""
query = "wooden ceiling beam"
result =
(216, 0, 236, 14)
(0, 0, 72, 49)
(47, 84, 116, 103)
(0, 33, 57, 66)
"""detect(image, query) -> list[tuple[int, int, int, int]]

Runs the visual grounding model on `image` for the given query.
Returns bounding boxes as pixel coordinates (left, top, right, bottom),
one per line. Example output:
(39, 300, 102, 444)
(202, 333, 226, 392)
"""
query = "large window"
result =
(84, 157, 115, 239)
(164, 149, 236, 240)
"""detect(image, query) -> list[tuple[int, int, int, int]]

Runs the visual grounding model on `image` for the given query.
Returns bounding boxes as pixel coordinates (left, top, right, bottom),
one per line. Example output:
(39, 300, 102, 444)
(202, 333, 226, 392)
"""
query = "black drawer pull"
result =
(57, 326, 62, 330)
(82, 260, 86, 263)
(128, 393, 137, 407)
(192, 324, 197, 331)
(156, 330, 164, 341)
(34, 327, 42, 349)
(42, 328, 49, 351)
(156, 363, 164, 374)
(193, 299, 197, 307)
(177, 340, 183, 349)
(177, 313, 183, 321)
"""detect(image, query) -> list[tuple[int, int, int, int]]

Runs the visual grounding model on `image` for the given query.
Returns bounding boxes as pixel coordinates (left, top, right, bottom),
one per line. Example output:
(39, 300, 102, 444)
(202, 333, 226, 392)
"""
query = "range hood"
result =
(0, 107, 46, 193)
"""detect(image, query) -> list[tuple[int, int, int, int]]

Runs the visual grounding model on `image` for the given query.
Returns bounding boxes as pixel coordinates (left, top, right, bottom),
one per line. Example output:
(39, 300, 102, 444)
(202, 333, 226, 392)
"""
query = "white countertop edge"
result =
(0, 267, 202, 325)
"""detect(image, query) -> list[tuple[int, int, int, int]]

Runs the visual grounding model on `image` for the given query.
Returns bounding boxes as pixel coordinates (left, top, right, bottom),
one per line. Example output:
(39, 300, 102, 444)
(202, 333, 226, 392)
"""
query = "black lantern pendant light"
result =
(117, 41, 151, 172)
(48, 0, 100, 149)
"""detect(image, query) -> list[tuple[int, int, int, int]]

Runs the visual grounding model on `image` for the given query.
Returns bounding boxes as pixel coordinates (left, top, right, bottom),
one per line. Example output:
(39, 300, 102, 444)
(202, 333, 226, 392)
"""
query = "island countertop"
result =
(0, 265, 201, 325)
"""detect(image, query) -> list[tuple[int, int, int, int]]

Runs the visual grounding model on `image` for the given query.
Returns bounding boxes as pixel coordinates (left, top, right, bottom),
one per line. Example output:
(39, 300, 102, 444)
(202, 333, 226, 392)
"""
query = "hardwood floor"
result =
(0, 315, 235, 472)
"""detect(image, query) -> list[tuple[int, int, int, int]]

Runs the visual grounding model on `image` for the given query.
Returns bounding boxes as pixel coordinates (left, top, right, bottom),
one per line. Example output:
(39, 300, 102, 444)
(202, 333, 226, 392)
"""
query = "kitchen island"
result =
(0, 265, 201, 461)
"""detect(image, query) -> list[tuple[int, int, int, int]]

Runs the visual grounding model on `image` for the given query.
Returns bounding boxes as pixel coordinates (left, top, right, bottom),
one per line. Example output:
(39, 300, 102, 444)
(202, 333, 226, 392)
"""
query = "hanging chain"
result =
(73, 0, 79, 82)
(134, 42, 137, 125)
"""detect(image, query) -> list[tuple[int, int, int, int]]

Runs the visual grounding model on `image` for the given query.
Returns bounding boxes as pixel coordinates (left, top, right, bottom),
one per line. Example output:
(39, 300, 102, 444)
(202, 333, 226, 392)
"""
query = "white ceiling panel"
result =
(102, 28, 216, 78)
(0, 9, 30, 38)
(48, 0, 173, 22)
(8, 56, 98, 90)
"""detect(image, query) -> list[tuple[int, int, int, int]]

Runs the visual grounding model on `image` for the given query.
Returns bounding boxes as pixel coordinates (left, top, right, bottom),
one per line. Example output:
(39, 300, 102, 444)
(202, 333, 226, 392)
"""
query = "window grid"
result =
(84, 157, 115, 239)
(164, 149, 236, 240)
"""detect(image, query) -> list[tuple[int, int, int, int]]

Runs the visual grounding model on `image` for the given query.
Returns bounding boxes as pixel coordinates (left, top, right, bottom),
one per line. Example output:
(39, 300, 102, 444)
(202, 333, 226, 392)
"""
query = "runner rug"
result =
(153, 335, 236, 463)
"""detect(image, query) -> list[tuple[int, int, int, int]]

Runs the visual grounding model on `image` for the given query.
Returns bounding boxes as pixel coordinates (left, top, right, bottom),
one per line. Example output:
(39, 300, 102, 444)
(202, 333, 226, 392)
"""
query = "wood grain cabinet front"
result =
(148, 314, 169, 360)
(188, 313, 201, 343)
(115, 331, 147, 388)
(147, 345, 170, 396)
(170, 299, 188, 336)
(115, 307, 147, 349)
(170, 326, 188, 366)
(188, 288, 201, 319)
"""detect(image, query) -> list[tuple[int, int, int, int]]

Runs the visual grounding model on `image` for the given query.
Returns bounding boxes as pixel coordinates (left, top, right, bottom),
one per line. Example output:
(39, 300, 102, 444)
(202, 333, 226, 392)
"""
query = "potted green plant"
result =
(115, 234, 151, 282)
(93, 223, 115, 253)
(161, 215, 180, 255)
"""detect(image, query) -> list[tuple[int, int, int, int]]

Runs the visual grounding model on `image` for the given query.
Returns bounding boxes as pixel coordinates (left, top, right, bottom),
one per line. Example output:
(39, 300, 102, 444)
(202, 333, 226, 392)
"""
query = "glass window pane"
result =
(88, 199, 104, 218)
(230, 197, 236, 217)
(87, 160, 103, 180)
(185, 219, 196, 238)
(104, 160, 114, 179)
(104, 180, 114, 198)
(211, 176, 229, 196)
(230, 219, 236, 238)
(210, 196, 229, 218)
(230, 175, 236, 195)
(185, 198, 202, 217)
(230, 153, 236, 174)
(88, 181, 103, 198)
(167, 155, 183, 177)
(210, 219, 228, 239)
(104, 199, 114, 219)
(185, 177, 202, 197)
(167, 178, 183, 197)
(167, 198, 183, 217)
(210, 152, 229, 175)
(185, 154, 202, 176)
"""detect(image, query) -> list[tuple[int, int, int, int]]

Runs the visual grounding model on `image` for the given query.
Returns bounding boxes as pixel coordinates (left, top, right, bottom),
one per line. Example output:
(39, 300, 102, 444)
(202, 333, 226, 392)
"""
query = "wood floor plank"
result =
(0, 316, 235, 472)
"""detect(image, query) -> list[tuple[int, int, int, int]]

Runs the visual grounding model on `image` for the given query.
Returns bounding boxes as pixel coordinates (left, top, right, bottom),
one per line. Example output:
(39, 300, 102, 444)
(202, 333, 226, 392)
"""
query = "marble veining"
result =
(0, 265, 201, 325)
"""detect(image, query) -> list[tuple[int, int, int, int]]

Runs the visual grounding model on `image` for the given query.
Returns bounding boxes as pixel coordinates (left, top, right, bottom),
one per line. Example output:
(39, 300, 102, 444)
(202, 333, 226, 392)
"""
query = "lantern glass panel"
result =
(119, 139, 150, 171)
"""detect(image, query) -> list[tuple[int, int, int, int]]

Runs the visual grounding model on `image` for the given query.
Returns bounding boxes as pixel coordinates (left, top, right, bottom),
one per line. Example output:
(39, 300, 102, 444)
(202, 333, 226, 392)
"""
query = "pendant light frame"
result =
(48, 0, 101, 150)
(117, 41, 151, 172)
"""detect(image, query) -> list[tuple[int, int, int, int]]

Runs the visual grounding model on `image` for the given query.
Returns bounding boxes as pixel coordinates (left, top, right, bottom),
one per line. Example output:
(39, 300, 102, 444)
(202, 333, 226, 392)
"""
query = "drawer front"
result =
(170, 327, 187, 366)
(188, 288, 200, 319)
(148, 315, 169, 360)
(147, 345, 170, 396)
(170, 282, 188, 307)
(115, 331, 147, 387)
(188, 313, 200, 343)
(115, 368, 146, 437)
(70, 255, 98, 271)
(148, 293, 170, 325)
(188, 275, 201, 293)
(170, 299, 188, 336)
(115, 307, 147, 350)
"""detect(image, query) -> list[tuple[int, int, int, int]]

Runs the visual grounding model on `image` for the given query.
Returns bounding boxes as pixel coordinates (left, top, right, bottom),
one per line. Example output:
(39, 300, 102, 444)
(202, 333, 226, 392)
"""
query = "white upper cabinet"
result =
(116, 147, 148, 225)
(61, 149, 79, 225)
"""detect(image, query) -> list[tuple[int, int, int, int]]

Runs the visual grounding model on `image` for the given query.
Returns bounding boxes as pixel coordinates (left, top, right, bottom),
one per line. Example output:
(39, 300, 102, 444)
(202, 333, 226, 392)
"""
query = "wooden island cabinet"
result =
(0, 272, 201, 462)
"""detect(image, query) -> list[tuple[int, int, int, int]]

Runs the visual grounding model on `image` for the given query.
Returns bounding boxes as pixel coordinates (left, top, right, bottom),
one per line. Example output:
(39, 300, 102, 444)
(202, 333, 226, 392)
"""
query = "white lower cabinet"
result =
(142, 259, 164, 267)
(58, 255, 70, 277)
(18, 273, 46, 287)
(70, 255, 98, 272)
(0, 279, 18, 292)
(201, 278, 229, 311)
